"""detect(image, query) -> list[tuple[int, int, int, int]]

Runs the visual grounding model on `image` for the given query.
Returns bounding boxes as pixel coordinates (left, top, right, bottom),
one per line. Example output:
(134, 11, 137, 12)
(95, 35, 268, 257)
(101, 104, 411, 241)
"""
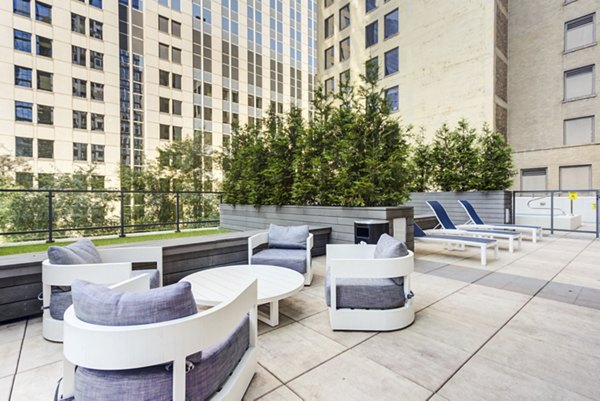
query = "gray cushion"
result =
(48, 238, 102, 265)
(71, 280, 197, 326)
(374, 233, 408, 259)
(132, 269, 161, 289)
(325, 266, 405, 309)
(268, 224, 309, 249)
(73, 317, 250, 401)
(49, 290, 72, 321)
(251, 248, 307, 274)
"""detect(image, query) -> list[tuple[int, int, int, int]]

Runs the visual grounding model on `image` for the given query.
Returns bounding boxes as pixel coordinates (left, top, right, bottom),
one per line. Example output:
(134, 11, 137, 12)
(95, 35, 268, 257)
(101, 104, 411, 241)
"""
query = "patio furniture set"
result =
(41, 200, 539, 400)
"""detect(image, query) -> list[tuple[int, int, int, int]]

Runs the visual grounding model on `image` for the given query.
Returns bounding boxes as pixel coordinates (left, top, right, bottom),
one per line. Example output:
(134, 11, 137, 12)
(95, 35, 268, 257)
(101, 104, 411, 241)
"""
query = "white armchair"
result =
(326, 243, 415, 331)
(57, 276, 258, 401)
(42, 246, 163, 342)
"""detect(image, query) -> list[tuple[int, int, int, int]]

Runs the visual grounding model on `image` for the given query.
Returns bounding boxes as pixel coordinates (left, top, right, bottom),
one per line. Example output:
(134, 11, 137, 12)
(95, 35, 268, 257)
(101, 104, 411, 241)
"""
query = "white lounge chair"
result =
(427, 200, 522, 253)
(414, 223, 498, 266)
(457, 199, 543, 243)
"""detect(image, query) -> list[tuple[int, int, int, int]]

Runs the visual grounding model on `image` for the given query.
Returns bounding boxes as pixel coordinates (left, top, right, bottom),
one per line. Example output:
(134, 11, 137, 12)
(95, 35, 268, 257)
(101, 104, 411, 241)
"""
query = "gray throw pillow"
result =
(48, 238, 102, 265)
(71, 280, 198, 326)
(268, 224, 309, 249)
(374, 233, 408, 259)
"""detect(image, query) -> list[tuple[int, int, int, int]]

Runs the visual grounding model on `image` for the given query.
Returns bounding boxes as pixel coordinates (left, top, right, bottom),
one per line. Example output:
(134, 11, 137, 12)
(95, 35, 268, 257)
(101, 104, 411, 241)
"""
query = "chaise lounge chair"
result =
(457, 199, 543, 243)
(426, 200, 522, 253)
(414, 223, 498, 266)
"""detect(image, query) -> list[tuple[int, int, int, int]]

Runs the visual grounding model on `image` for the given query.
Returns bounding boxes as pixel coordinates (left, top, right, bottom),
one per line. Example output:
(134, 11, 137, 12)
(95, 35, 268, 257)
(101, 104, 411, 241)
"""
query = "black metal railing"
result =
(0, 189, 223, 243)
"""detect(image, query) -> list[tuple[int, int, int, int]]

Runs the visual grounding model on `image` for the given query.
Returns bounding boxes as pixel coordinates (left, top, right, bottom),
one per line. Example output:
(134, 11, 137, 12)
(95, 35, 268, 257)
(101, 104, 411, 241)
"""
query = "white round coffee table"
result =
(181, 264, 304, 326)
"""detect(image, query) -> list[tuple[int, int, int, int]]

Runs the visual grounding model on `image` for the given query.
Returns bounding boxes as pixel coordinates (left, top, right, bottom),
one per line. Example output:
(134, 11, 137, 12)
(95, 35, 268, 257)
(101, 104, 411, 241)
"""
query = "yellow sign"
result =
(569, 192, 578, 201)
(593, 203, 597, 210)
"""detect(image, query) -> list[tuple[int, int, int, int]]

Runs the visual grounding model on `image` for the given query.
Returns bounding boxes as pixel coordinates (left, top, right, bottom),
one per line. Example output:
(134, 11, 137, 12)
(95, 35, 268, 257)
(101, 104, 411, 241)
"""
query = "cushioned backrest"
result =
(48, 238, 102, 265)
(71, 280, 198, 326)
(268, 224, 309, 249)
(374, 233, 408, 259)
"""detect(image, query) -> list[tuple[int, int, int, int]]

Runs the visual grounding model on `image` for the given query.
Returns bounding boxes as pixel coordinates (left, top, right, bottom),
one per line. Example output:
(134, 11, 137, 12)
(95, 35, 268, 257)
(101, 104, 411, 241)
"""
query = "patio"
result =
(2, 231, 600, 401)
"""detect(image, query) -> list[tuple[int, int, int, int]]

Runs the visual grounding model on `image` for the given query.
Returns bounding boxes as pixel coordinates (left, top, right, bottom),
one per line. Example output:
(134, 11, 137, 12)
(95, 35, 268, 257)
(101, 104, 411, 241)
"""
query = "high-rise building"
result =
(0, 0, 317, 188)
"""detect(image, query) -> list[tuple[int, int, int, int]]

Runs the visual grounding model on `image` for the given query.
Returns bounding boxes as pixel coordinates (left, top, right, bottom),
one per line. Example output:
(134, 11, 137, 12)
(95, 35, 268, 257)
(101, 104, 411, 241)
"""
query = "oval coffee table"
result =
(181, 264, 304, 326)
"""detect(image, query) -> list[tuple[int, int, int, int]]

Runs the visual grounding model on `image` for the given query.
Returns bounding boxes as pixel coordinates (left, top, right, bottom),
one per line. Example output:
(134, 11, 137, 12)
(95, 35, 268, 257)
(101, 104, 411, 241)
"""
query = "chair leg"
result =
(257, 301, 279, 327)
(508, 237, 514, 253)
(481, 246, 487, 266)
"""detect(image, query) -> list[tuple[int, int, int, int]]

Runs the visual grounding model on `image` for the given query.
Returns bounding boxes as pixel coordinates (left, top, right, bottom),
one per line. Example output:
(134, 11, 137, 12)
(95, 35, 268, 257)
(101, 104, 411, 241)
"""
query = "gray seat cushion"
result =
(325, 267, 405, 309)
(73, 317, 250, 401)
(268, 224, 309, 249)
(48, 238, 102, 265)
(251, 248, 307, 274)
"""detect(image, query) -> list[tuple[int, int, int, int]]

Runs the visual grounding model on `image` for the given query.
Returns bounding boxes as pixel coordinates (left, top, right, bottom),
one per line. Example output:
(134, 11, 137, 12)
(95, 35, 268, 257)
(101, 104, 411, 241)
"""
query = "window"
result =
(366, 0, 377, 12)
(366, 57, 378, 80)
(16, 172, 33, 188)
(232, 91, 239, 103)
(339, 37, 350, 62)
(564, 116, 594, 145)
(159, 15, 169, 33)
(73, 143, 87, 161)
(222, 88, 230, 101)
(35, 1, 51, 23)
(172, 100, 182, 115)
(159, 43, 169, 60)
(15, 101, 33, 122)
(159, 70, 169, 86)
(325, 15, 334, 39)
(366, 21, 378, 47)
(14, 30, 31, 53)
(91, 82, 104, 100)
(91, 113, 104, 131)
(565, 14, 595, 52)
(172, 73, 182, 89)
(90, 19, 103, 39)
(160, 124, 170, 139)
(38, 139, 53, 158)
(385, 86, 399, 112)
(172, 47, 182, 63)
(73, 78, 87, 97)
(384, 9, 399, 39)
(13, 0, 30, 17)
(73, 111, 87, 129)
(172, 21, 181, 37)
(90, 51, 103, 70)
(324, 77, 334, 95)
(521, 168, 547, 191)
(204, 83, 212, 96)
(339, 70, 350, 91)
(560, 165, 591, 189)
(564, 65, 594, 100)
(36, 36, 52, 57)
(172, 126, 182, 141)
(15, 137, 33, 157)
(325, 0, 334, 6)
(37, 70, 52, 91)
(37, 105, 53, 125)
(91, 144, 105, 162)
(15, 66, 32, 87)
(72, 13, 86, 34)
(339, 4, 350, 31)
(204, 107, 212, 120)
(160, 97, 170, 113)
(325, 46, 334, 69)
(384, 47, 399, 76)
(89, 0, 102, 9)
(222, 111, 230, 124)
(72, 46, 86, 66)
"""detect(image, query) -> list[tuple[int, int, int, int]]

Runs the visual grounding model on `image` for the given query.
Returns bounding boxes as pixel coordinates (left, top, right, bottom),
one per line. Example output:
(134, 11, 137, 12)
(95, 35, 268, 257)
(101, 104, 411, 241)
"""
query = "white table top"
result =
(180, 264, 305, 306)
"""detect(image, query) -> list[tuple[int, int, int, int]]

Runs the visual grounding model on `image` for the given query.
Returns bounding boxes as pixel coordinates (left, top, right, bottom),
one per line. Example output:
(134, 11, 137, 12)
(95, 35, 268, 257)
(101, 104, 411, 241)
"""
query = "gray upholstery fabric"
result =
(374, 233, 408, 259)
(325, 266, 405, 309)
(251, 248, 307, 274)
(72, 316, 250, 401)
(71, 280, 197, 326)
(268, 224, 309, 249)
(49, 290, 72, 321)
(132, 269, 160, 289)
(48, 238, 102, 265)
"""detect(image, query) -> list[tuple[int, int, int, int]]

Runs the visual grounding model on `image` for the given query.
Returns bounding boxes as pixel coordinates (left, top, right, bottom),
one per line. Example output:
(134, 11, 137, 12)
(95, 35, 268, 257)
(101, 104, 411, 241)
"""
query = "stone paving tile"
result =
(243, 364, 283, 401)
(574, 286, 600, 309)
(288, 349, 431, 401)
(11, 360, 62, 401)
(411, 274, 470, 312)
(0, 376, 11, 401)
(279, 291, 327, 322)
(424, 264, 491, 284)
(299, 273, 325, 299)
(0, 321, 25, 379)
(438, 355, 594, 401)
(298, 310, 376, 348)
(257, 386, 302, 401)
(537, 281, 582, 304)
(258, 310, 294, 336)
(257, 322, 345, 383)
(353, 329, 470, 392)
(17, 319, 62, 374)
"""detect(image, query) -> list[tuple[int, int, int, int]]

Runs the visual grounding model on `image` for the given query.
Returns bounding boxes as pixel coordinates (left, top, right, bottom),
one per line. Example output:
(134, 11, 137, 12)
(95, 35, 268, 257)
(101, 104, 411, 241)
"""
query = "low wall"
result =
(406, 191, 512, 225)
(220, 204, 414, 250)
(0, 226, 332, 323)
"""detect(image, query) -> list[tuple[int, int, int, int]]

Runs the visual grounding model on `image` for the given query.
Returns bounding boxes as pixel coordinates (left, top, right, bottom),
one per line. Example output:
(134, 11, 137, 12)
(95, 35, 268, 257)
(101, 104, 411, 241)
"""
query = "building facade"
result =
(0, 0, 316, 189)
(509, 0, 600, 191)
(317, 0, 509, 140)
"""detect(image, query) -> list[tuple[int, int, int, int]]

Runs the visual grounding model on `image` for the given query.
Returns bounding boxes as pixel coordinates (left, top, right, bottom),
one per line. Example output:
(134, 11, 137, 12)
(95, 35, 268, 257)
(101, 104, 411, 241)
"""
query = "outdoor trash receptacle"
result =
(354, 220, 390, 244)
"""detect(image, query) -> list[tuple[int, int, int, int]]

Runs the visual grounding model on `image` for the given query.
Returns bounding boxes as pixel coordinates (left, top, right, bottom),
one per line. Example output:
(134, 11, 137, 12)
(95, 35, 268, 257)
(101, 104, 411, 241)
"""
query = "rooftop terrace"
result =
(2, 231, 600, 401)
